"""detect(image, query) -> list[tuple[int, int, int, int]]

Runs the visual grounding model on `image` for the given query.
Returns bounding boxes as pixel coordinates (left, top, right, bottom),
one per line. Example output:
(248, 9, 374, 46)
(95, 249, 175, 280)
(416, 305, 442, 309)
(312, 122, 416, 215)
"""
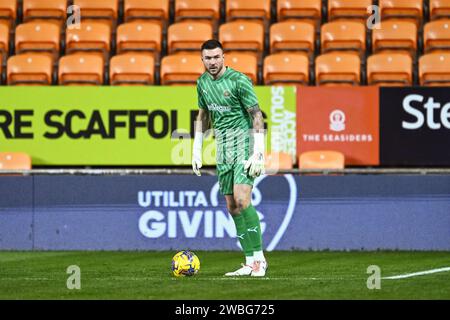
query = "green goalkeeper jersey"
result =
(197, 67, 259, 165)
(196, 67, 258, 133)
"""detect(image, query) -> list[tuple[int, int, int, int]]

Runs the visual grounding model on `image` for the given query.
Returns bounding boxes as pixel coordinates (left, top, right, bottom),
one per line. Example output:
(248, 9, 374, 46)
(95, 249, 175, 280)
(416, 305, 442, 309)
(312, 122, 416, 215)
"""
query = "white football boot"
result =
(251, 260, 268, 277)
(224, 263, 253, 276)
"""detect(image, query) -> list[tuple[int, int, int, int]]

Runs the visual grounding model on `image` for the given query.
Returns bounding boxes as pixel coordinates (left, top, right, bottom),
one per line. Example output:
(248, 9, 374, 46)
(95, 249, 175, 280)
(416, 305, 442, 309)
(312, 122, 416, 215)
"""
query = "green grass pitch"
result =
(0, 251, 449, 299)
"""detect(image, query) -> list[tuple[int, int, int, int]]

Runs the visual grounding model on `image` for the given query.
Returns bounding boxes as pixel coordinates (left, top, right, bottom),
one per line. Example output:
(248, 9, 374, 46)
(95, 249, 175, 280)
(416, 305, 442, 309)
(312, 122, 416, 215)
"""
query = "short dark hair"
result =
(201, 39, 223, 52)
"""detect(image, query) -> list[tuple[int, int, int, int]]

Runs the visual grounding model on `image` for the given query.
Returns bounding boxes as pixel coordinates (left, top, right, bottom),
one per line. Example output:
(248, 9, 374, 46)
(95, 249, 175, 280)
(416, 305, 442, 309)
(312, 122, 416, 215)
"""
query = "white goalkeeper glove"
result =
(192, 132, 203, 176)
(244, 132, 265, 178)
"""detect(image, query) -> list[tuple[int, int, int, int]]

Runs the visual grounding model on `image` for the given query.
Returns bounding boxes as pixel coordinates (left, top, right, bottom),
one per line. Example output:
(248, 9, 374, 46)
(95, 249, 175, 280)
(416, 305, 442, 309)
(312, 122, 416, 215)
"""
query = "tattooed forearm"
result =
(247, 104, 264, 133)
(195, 109, 210, 133)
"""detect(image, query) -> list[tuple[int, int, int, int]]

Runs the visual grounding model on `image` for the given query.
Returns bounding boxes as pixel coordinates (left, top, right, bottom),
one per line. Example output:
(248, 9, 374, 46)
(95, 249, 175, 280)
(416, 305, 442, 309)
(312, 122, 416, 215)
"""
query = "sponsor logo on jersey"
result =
(207, 103, 231, 112)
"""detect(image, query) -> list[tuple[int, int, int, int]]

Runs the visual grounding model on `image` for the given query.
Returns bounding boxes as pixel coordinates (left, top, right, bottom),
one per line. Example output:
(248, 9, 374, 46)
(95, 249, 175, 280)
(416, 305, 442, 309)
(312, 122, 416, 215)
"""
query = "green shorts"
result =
(217, 161, 254, 195)
(215, 132, 253, 195)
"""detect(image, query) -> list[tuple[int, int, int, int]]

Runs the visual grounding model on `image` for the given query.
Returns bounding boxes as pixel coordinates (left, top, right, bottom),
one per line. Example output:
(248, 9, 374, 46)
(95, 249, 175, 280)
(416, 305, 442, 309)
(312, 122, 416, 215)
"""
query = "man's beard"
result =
(209, 65, 222, 75)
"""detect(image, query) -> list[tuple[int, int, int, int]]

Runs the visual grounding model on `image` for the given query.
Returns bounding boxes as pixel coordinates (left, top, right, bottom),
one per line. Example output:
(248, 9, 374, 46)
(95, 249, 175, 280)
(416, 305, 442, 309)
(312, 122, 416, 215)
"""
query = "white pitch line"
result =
(382, 267, 450, 280)
(0, 276, 361, 281)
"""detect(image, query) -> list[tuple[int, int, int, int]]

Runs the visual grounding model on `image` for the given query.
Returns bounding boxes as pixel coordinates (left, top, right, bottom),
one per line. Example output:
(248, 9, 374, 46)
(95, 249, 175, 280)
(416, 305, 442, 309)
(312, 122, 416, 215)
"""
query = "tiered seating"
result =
(367, 53, 413, 86)
(0, 0, 17, 27)
(265, 152, 294, 172)
(160, 54, 204, 85)
(277, 0, 322, 29)
(219, 20, 264, 65)
(7, 53, 53, 85)
(73, 0, 119, 28)
(168, 21, 213, 54)
(110, 53, 155, 85)
(372, 20, 418, 57)
(264, 53, 309, 85)
(15, 21, 61, 58)
(0, 22, 9, 66)
(175, 0, 221, 33)
(419, 52, 450, 85)
(321, 20, 366, 57)
(116, 21, 162, 64)
(226, 52, 258, 84)
(315, 53, 361, 86)
(0, 0, 449, 87)
(22, 0, 67, 25)
(328, 0, 373, 22)
(430, 0, 450, 20)
(423, 19, 450, 52)
(0, 152, 32, 169)
(124, 0, 170, 31)
(226, 0, 271, 32)
(379, 0, 423, 25)
(270, 21, 315, 60)
(59, 54, 104, 85)
(65, 21, 111, 61)
(299, 151, 345, 169)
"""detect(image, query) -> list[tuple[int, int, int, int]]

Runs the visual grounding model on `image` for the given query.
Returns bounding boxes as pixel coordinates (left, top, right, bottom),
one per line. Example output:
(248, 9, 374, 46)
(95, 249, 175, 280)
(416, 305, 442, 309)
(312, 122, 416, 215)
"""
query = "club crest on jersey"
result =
(223, 90, 231, 98)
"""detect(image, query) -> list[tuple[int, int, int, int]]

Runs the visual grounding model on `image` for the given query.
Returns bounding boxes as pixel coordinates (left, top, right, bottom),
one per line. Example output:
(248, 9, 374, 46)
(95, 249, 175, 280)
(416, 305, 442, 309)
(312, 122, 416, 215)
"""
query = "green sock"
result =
(232, 214, 254, 257)
(241, 205, 263, 251)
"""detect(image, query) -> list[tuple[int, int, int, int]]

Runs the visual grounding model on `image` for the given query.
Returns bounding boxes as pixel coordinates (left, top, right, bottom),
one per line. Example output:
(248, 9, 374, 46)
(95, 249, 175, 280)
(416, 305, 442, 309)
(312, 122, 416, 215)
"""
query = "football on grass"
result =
(171, 250, 200, 277)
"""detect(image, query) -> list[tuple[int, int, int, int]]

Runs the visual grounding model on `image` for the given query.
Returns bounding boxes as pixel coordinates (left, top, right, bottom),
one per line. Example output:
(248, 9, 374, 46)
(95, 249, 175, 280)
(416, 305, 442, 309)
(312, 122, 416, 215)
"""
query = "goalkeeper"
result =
(192, 39, 267, 277)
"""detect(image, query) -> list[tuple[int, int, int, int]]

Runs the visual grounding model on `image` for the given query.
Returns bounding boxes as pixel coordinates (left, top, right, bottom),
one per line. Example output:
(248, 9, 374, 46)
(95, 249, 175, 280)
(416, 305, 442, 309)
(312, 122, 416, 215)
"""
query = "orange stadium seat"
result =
(372, 20, 417, 57)
(66, 21, 111, 60)
(160, 54, 204, 85)
(379, 0, 423, 25)
(73, 0, 118, 27)
(225, 52, 258, 84)
(299, 151, 345, 169)
(419, 52, 450, 86)
(0, 0, 17, 27)
(270, 21, 315, 59)
(264, 53, 309, 85)
(110, 53, 154, 85)
(124, 0, 169, 30)
(7, 53, 53, 85)
(424, 20, 450, 53)
(265, 152, 294, 173)
(321, 20, 366, 56)
(430, 0, 450, 20)
(15, 22, 61, 58)
(175, 0, 220, 31)
(22, 0, 67, 24)
(116, 22, 162, 63)
(226, 0, 271, 27)
(367, 53, 413, 86)
(0, 152, 32, 170)
(219, 21, 264, 64)
(328, 0, 372, 22)
(277, 0, 322, 28)
(167, 21, 213, 54)
(0, 22, 9, 64)
(315, 53, 361, 86)
(59, 53, 104, 85)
